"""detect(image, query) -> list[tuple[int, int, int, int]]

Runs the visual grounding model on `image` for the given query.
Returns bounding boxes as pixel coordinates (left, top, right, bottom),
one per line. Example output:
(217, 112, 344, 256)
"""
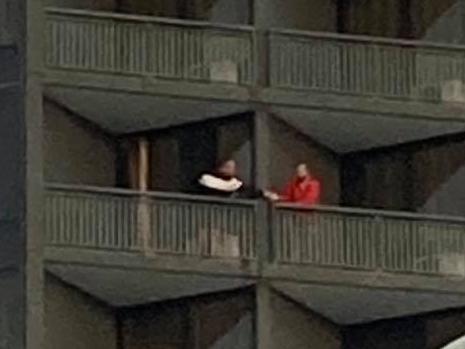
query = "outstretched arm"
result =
(263, 182, 292, 202)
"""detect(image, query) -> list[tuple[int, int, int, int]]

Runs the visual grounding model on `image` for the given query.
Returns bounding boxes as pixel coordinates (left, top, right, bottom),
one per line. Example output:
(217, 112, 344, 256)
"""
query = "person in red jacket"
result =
(264, 163, 321, 205)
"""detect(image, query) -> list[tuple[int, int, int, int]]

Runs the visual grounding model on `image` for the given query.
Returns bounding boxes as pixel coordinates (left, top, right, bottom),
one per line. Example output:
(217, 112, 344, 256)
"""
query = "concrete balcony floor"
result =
(44, 185, 465, 324)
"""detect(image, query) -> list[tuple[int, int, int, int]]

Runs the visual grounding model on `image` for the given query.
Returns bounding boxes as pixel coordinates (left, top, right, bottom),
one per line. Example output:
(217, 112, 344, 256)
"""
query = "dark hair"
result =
(216, 158, 236, 168)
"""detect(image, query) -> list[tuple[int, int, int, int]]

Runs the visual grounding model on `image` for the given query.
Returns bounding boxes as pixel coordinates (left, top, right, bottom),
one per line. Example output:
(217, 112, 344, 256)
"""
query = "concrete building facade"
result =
(4, 0, 465, 348)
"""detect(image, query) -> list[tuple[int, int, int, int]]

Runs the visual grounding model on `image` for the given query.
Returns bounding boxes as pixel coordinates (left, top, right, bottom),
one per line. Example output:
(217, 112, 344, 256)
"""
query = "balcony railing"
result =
(45, 185, 257, 260)
(45, 8, 256, 85)
(44, 7, 465, 104)
(269, 29, 465, 103)
(274, 204, 465, 276)
(44, 184, 465, 278)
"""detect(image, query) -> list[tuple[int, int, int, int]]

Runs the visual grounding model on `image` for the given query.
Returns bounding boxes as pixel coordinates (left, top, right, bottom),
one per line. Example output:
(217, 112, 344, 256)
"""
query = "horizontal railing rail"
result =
(45, 7, 256, 85)
(269, 28, 465, 103)
(45, 184, 257, 260)
(273, 203, 465, 276)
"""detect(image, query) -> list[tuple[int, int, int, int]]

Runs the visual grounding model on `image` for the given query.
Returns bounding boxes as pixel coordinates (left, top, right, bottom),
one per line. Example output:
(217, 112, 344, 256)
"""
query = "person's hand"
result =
(263, 190, 280, 201)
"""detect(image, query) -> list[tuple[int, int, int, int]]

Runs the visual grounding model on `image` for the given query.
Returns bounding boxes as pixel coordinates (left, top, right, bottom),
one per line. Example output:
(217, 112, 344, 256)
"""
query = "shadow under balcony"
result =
(44, 184, 258, 306)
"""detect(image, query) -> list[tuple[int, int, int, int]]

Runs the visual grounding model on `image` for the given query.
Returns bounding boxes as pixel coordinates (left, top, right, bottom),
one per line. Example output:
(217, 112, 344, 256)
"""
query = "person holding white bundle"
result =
(198, 159, 244, 198)
(197, 159, 243, 257)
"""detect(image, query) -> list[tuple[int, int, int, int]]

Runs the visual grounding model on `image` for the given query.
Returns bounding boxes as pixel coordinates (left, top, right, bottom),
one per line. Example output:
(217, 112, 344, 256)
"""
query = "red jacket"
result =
(280, 177, 321, 205)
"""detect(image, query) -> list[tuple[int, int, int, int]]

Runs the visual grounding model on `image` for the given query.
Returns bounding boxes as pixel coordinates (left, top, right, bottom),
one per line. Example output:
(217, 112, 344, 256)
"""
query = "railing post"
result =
(374, 215, 384, 271)
(252, 0, 270, 88)
(255, 281, 273, 349)
(256, 199, 271, 271)
(136, 137, 152, 256)
(252, 29, 270, 87)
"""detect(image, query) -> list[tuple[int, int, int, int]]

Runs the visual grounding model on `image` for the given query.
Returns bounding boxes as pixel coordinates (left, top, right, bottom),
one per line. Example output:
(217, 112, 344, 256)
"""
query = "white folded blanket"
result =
(199, 174, 243, 192)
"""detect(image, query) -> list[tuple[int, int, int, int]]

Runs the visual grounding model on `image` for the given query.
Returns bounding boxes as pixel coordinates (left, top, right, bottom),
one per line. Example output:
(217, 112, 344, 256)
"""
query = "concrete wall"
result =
(43, 100, 117, 186)
(117, 0, 250, 23)
(0, 1, 14, 44)
(342, 0, 403, 37)
(0, 47, 23, 266)
(44, 275, 117, 349)
(193, 291, 253, 349)
(342, 134, 465, 215)
(419, 0, 463, 43)
(256, 0, 337, 31)
(269, 117, 340, 204)
(412, 0, 461, 41)
(118, 0, 176, 17)
(344, 318, 425, 349)
(425, 311, 465, 349)
(0, 45, 28, 349)
(344, 308, 465, 349)
(150, 135, 182, 191)
(149, 115, 253, 193)
(269, 292, 342, 349)
(121, 289, 254, 349)
(210, 0, 251, 24)
(341, 0, 460, 40)
(119, 115, 339, 200)
(122, 302, 189, 349)
(216, 119, 252, 187)
(44, 0, 117, 10)
(0, 270, 25, 348)
(151, 113, 340, 200)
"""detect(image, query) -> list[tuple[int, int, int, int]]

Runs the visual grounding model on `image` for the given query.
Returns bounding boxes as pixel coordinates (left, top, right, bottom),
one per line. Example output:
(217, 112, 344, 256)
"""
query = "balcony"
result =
(45, 184, 465, 285)
(44, 7, 465, 106)
(44, 7, 255, 89)
(267, 203, 465, 324)
(270, 203, 465, 277)
(269, 29, 465, 103)
(43, 184, 465, 319)
(44, 184, 258, 305)
(44, 184, 257, 263)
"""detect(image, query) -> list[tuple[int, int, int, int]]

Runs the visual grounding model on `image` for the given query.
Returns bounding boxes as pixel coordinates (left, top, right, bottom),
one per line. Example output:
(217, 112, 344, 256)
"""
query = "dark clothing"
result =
(196, 172, 250, 198)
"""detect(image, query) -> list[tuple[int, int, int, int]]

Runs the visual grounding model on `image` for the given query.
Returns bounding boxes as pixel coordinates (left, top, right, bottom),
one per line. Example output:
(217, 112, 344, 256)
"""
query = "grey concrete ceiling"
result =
(45, 86, 465, 153)
(274, 281, 465, 325)
(48, 264, 254, 307)
(275, 108, 465, 153)
(48, 263, 465, 325)
(45, 86, 249, 134)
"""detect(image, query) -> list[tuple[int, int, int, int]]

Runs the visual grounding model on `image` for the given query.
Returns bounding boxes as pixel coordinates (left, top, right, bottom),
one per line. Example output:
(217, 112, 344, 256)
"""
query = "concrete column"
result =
(25, 0, 44, 346)
(253, 0, 270, 87)
(253, 0, 270, 28)
(255, 282, 273, 349)
(127, 137, 150, 190)
(253, 111, 272, 270)
(253, 111, 271, 191)
(137, 137, 150, 191)
(0, 0, 45, 348)
(461, 0, 465, 44)
(135, 137, 152, 255)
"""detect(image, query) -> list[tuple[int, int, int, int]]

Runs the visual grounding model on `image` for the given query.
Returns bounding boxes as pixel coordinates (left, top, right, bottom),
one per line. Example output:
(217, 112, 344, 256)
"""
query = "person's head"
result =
(217, 159, 237, 178)
(296, 163, 310, 179)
